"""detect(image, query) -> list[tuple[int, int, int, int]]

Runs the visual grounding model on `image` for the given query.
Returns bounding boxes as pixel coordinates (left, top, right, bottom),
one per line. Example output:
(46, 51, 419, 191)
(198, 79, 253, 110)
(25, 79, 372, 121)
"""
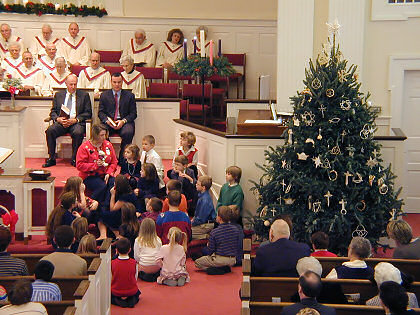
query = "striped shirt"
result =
(31, 279, 62, 302)
(0, 252, 28, 276)
(208, 223, 242, 257)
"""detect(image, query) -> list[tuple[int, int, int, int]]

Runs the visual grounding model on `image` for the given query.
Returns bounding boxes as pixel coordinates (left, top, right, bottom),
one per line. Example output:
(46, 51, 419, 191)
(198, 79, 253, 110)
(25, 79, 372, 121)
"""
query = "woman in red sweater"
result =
(76, 124, 118, 204)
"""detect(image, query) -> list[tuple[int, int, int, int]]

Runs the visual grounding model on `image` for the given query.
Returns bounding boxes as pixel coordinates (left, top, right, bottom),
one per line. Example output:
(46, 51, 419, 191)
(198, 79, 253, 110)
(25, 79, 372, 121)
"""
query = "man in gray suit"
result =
(43, 74, 92, 167)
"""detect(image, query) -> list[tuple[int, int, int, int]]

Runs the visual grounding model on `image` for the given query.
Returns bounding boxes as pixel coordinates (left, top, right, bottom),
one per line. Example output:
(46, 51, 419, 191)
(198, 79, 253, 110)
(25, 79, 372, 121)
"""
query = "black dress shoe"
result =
(71, 159, 76, 167)
(42, 158, 56, 168)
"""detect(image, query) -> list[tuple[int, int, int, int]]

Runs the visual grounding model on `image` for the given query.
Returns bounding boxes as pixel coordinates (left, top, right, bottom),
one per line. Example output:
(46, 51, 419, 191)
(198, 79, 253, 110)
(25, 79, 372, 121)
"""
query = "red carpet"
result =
(111, 259, 242, 315)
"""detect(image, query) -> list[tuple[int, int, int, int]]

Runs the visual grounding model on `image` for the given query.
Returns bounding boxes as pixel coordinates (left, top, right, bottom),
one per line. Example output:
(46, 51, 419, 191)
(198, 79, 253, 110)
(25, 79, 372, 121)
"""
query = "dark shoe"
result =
(71, 159, 76, 167)
(42, 158, 56, 168)
(206, 266, 228, 275)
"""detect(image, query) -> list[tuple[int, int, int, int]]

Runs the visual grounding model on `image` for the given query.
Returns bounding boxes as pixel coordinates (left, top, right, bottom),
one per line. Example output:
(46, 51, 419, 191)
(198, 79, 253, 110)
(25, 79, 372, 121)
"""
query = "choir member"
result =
(41, 57, 71, 97)
(120, 55, 146, 99)
(191, 25, 214, 57)
(29, 24, 60, 58)
(156, 28, 184, 69)
(37, 43, 62, 76)
(12, 51, 45, 96)
(77, 52, 111, 95)
(60, 22, 91, 67)
(121, 29, 156, 67)
(0, 23, 24, 61)
(0, 42, 22, 76)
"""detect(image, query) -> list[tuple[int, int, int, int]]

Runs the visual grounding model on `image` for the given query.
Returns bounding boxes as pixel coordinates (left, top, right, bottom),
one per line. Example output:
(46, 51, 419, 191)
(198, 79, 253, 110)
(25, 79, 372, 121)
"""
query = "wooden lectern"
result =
(236, 109, 288, 136)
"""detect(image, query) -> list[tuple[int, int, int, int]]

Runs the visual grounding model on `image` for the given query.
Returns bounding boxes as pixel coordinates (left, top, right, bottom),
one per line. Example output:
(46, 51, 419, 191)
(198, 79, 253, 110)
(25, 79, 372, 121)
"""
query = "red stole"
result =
(130, 39, 153, 54)
(62, 37, 85, 50)
(121, 72, 143, 86)
(82, 68, 108, 81)
(164, 42, 182, 53)
(15, 67, 41, 79)
(35, 36, 59, 48)
(50, 72, 69, 85)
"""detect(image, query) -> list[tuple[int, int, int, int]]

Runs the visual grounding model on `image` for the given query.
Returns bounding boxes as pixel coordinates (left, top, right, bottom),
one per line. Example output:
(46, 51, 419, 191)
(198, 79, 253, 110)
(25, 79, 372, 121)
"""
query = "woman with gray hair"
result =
(366, 262, 418, 308)
(326, 237, 374, 279)
(120, 55, 146, 98)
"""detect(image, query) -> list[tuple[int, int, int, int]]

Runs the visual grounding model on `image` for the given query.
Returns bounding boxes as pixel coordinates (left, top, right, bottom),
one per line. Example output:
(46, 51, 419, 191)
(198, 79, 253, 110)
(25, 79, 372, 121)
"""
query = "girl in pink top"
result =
(156, 227, 190, 286)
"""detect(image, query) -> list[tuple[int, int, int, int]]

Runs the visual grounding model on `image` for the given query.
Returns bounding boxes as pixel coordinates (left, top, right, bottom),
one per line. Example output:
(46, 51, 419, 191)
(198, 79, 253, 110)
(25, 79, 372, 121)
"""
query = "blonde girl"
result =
(133, 218, 162, 281)
(71, 217, 88, 252)
(77, 234, 97, 254)
(156, 227, 189, 287)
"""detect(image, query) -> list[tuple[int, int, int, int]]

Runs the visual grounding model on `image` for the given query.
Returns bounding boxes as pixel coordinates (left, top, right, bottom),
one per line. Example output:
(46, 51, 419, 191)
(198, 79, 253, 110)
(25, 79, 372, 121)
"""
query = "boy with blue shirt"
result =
(192, 176, 216, 240)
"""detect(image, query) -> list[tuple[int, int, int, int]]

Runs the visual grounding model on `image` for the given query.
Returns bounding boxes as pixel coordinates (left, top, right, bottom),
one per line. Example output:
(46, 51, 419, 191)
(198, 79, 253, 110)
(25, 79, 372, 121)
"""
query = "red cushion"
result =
(71, 65, 88, 76)
(212, 88, 225, 95)
(104, 66, 123, 74)
(149, 83, 179, 98)
(95, 50, 122, 63)
(180, 100, 188, 115)
(229, 73, 243, 79)
(136, 67, 163, 80)
(188, 103, 210, 111)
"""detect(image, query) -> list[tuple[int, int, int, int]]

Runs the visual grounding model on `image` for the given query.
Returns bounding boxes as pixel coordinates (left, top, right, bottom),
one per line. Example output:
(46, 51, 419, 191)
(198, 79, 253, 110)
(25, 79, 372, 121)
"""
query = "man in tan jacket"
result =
(41, 226, 87, 277)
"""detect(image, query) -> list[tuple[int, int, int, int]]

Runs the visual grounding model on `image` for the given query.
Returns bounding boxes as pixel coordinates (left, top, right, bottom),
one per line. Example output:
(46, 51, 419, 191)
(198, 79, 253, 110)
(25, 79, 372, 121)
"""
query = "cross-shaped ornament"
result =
(318, 104, 327, 118)
(281, 179, 286, 191)
(343, 171, 353, 186)
(324, 191, 332, 207)
(271, 208, 277, 216)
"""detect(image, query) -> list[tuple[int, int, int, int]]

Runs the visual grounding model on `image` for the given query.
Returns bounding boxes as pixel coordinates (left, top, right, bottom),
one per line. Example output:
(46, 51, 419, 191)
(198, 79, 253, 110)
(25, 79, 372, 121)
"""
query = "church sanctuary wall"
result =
(0, 9, 277, 99)
(16, 97, 180, 159)
(363, 1, 420, 119)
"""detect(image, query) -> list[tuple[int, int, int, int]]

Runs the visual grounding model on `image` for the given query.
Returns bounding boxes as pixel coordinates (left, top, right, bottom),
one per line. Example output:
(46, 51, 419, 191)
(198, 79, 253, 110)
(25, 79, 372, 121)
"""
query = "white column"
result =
(328, 0, 366, 80)
(276, 0, 314, 112)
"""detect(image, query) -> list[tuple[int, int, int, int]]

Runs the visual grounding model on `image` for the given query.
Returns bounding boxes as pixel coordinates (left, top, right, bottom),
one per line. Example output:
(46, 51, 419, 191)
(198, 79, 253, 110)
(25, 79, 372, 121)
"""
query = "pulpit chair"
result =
(224, 53, 246, 98)
(95, 50, 122, 66)
(182, 83, 213, 125)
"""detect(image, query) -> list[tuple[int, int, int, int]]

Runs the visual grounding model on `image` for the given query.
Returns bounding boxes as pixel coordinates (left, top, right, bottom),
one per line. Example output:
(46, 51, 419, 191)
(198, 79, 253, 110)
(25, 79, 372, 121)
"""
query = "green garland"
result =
(173, 54, 235, 78)
(0, 2, 107, 17)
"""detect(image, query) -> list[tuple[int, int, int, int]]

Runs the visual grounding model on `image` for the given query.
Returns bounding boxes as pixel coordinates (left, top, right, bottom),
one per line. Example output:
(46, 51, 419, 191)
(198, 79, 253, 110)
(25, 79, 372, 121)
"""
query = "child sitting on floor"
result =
(168, 155, 197, 216)
(191, 175, 216, 240)
(172, 131, 198, 178)
(135, 163, 160, 211)
(140, 135, 165, 190)
(156, 227, 190, 287)
(134, 218, 162, 282)
(162, 180, 188, 213)
(111, 237, 141, 308)
(120, 144, 142, 190)
(156, 191, 191, 244)
(216, 166, 244, 226)
(119, 203, 140, 257)
(46, 192, 79, 245)
(139, 197, 163, 222)
(194, 206, 242, 275)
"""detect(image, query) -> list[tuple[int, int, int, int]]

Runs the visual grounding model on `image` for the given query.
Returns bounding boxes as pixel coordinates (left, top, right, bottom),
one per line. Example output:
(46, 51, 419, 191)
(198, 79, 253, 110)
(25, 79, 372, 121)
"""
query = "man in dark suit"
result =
(253, 219, 310, 277)
(98, 72, 137, 162)
(43, 74, 92, 167)
(281, 271, 336, 315)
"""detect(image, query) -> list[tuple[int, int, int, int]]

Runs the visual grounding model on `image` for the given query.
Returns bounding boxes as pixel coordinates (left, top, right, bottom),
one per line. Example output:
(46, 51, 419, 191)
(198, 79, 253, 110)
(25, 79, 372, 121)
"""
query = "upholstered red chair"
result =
(167, 71, 194, 83)
(148, 82, 179, 98)
(94, 50, 122, 64)
(182, 83, 213, 125)
(103, 66, 123, 74)
(224, 53, 246, 98)
(70, 65, 88, 76)
(136, 67, 163, 82)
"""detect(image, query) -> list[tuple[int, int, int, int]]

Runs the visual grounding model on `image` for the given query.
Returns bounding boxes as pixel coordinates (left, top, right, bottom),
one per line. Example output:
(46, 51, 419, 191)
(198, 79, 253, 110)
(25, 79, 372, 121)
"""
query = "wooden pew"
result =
(247, 254, 420, 280)
(11, 253, 99, 275)
(0, 300, 75, 315)
(241, 276, 420, 304)
(64, 306, 77, 315)
(242, 301, 420, 315)
(0, 275, 88, 300)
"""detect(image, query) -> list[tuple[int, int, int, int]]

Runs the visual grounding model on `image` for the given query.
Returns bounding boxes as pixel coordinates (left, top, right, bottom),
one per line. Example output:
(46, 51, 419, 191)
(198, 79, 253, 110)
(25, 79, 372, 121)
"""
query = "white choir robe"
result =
(29, 36, 61, 57)
(59, 35, 91, 66)
(0, 35, 24, 61)
(0, 56, 23, 76)
(41, 70, 71, 96)
(156, 41, 184, 67)
(121, 70, 146, 98)
(189, 39, 215, 57)
(11, 64, 45, 96)
(36, 55, 62, 76)
(77, 66, 111, 91)
(121, 39, 156, 67)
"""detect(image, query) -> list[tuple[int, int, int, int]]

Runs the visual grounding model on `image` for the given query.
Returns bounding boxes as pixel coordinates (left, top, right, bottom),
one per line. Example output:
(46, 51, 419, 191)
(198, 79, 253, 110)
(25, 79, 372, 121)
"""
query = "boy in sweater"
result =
(216, 166, 244, 225)
(111, 237, 140, 308)
(191, 175, 216, 240)
(194, 206, 243, 275)
(156, 191, 191, 244)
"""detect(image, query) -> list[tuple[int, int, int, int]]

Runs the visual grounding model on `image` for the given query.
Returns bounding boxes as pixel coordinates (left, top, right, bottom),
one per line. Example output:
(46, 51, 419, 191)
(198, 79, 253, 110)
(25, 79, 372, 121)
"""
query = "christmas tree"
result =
(251, 22, 403, 255)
